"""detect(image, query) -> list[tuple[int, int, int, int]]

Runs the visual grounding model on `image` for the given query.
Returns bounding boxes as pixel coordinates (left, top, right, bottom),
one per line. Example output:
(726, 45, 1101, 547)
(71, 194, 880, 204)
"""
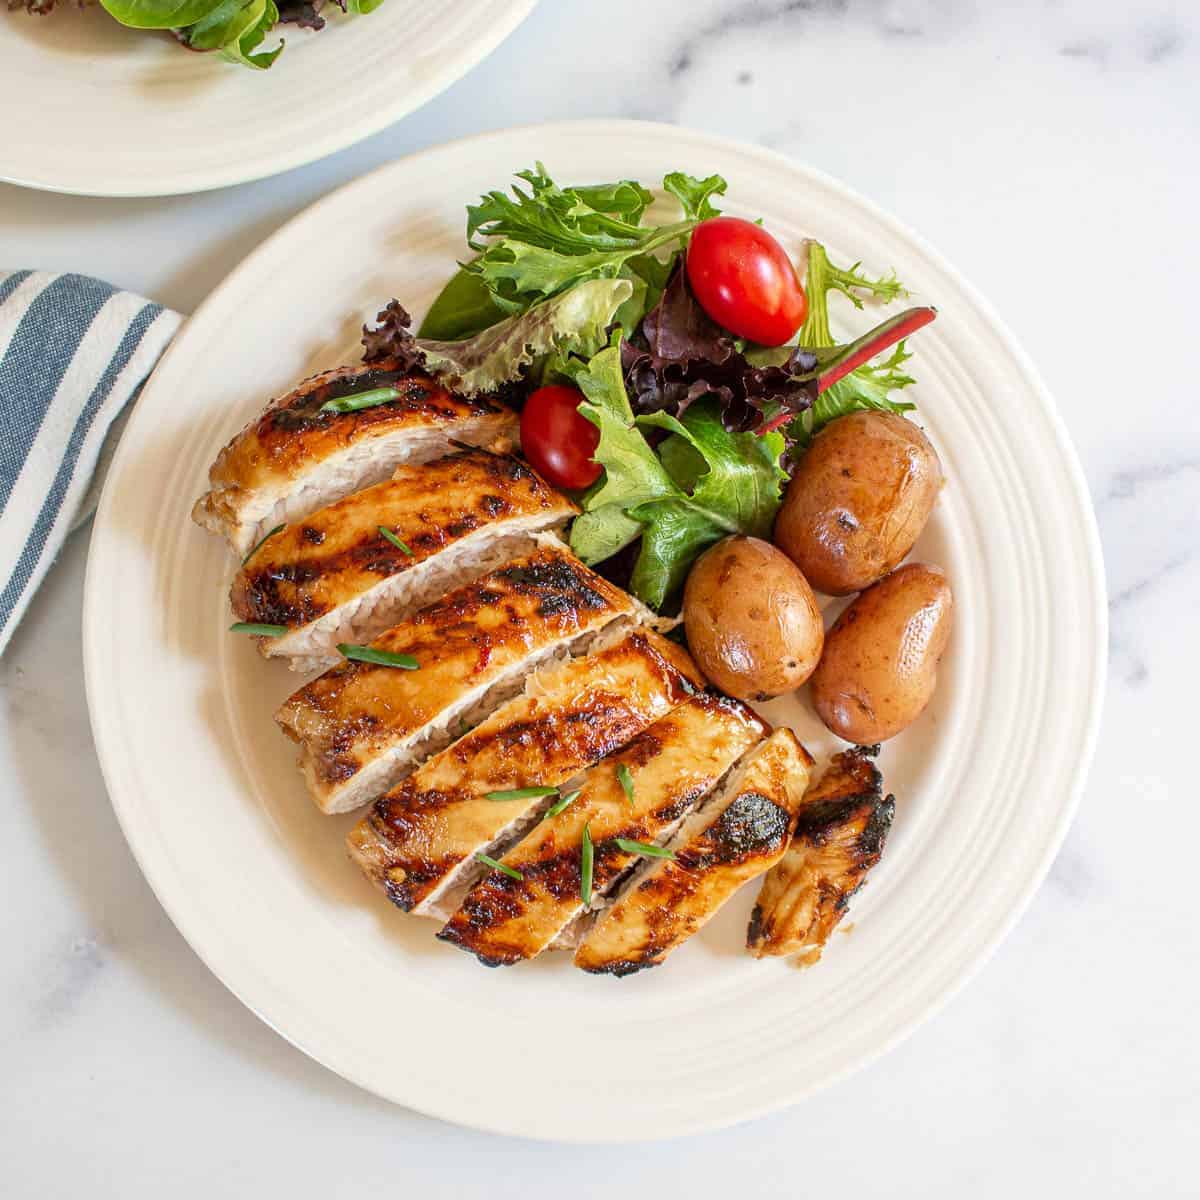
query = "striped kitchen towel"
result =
(0, 270, 182, 656)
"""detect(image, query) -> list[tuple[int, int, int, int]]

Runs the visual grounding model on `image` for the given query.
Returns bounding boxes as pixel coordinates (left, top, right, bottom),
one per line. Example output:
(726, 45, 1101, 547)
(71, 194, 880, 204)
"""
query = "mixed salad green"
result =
(16, 0, 383, 69)
(361, 164, 934, 611)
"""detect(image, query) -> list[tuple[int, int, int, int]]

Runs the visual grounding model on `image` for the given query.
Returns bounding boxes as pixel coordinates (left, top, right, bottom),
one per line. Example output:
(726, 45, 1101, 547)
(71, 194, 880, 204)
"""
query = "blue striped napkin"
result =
(0, 271, 182, 655)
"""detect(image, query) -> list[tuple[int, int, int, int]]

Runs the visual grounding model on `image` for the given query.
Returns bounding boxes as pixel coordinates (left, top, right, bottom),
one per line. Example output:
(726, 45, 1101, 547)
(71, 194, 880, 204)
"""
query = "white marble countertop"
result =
(2, 0, 1197, 1194)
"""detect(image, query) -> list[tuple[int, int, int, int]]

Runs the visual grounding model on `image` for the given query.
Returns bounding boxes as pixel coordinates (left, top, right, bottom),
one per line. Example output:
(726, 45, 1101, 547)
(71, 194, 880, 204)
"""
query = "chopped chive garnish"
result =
(580, 822, 594, 908)
(229, 622, 287, 637)
(680, 677, 699, 696)
(336, 644, 419, 669)
(614, 837, 676, 860)
(543, 789, 581, 819)
(319, 386, 401, 414)
(475, 853, 523, 881)
(484, 785, 559, 802)
(458, 717, 471, 737)
(378, 526, 414, 556)
(241, 523, 285, 567)
(616, 763, 635, 808)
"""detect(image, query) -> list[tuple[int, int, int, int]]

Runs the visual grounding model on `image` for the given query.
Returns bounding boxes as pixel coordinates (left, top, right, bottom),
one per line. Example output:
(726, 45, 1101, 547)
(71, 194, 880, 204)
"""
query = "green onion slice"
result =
(475, 853, 523, 881)
(614, 837, 676, 860)
(378, 526, 414, 556)
(580, 822, 594, 908)
(229, 622, 287, 637)
(616, 763, 635, 807)
(241, 523, 285, 567)
(336, 644, 419, 669)
(484, 785, 559, 802)
(542, 789, 582, 819)
(319, 386, 401, 414)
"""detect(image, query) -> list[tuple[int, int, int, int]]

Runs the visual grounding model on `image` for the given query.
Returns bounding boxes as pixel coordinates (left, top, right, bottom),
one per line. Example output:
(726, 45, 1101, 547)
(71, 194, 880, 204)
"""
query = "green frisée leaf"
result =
(416, 278, 632, 395)
(459, 164, 724, 314)
(781, 241, 916, 450)
(662, 172, 726, 220)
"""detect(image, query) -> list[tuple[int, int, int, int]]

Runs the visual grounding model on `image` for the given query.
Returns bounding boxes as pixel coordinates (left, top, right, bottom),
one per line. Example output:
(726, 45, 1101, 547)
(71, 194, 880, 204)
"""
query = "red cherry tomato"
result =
(520, 384, 601, 490)
(686, 216, 807, 346)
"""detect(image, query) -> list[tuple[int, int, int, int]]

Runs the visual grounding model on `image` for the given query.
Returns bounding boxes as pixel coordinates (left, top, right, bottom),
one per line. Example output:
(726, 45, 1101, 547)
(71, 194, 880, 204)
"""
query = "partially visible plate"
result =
(83, 121, 1106, 1141)
(0, 1, 536, 197)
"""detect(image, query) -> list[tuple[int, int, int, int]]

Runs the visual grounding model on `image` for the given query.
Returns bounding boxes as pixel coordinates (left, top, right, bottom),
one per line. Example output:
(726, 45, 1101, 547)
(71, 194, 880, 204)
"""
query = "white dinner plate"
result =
(0, 1, 535, 197)
(83, 121, 1106, 1141)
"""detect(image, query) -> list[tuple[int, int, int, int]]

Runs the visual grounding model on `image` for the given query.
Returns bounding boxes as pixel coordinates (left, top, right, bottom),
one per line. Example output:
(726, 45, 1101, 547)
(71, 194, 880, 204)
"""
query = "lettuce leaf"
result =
(568, 342, 786, 610)
(98, 0, 380, 66)
(361, 278, 632, 397)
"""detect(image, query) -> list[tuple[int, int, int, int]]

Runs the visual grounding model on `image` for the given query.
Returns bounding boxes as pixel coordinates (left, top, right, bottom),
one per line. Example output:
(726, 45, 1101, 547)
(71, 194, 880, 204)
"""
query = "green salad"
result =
(15, 0, 384, 69)
(359, 163, 936, 611)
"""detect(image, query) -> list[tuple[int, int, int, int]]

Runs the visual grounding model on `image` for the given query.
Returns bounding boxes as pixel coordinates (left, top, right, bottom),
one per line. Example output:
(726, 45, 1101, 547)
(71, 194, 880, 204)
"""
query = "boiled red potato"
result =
(683, 536, 823, 702)
(809, 563, 953, 744)
(774, 411, 943, 596)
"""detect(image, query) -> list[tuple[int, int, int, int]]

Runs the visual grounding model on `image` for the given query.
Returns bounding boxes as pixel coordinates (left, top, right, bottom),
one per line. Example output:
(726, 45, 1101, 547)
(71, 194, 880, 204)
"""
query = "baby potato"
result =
(810, 563, 953, 743)
(683, 536, 824, 702)
(774, 411, 943, 595)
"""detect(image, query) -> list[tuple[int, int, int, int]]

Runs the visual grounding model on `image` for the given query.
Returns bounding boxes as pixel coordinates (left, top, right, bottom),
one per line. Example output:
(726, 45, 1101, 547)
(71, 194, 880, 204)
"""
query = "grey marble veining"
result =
(1, 0, 1198, 1195)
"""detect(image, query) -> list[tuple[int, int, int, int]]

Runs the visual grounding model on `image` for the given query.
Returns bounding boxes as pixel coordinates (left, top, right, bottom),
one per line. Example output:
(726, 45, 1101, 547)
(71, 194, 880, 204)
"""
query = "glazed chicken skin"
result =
(347, 628, 705, 916)
(275, 544, 640, 814)
(438, 694, 768, 966)
(574, 728, 814, 976)
(747, 745, 895, 961)
(230, 451, 576, 672)
(193, 361, 518, 556)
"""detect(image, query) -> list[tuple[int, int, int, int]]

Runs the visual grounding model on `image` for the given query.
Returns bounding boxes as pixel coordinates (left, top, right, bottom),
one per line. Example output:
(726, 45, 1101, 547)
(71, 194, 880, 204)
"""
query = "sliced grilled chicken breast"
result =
(438, 694, 768, 966)
(230, 451, 576, 672)
(347, 628, 705, 917)
(574, 728, 814, 976)
(747, 746, 894, 961)
(276, 543, 642, 814)
(193, 362, 518, 556)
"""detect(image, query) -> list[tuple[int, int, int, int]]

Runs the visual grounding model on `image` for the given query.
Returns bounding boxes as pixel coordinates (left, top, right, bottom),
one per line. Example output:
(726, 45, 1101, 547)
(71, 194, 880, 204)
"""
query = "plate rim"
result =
(82, 118, 1108, 1140)
(0, 0, 538, 198)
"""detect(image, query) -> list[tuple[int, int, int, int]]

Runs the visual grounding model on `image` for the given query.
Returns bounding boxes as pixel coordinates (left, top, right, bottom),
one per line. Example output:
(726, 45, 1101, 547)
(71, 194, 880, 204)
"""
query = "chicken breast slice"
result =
(438, 694, 768, 966)
(746, 746, 895, 962)
(192, 362, 518, 557)
(229, 451, 576, 672)
(574, 728, 814, 977)
(275, 543, 644, 814)
(346, 628, 705, 917)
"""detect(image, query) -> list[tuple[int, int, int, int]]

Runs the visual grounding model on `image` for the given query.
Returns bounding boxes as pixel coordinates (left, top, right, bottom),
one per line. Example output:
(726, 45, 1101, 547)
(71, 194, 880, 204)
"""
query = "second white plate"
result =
(83, 121, 1106, 1141)
(0, 1, 535, 197)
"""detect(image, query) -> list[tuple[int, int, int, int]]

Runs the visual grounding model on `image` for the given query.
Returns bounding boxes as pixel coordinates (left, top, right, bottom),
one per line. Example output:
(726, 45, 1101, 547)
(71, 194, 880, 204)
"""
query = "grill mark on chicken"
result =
(230, 451, 570, 629)
(192, 363, 519, 556)
(347, 630, 706, 914)
(275, 544, 641, 813)
(574, 729, 813, 977)
(746, 745, 894, 960)
(437, 695, 768, 967)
